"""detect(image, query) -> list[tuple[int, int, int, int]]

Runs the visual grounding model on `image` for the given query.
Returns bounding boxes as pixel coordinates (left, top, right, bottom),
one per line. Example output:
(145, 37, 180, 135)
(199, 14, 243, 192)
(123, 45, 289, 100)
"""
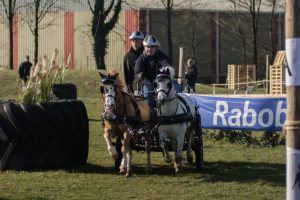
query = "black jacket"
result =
(185, 64, 198, 86)
(134, 49, 171, 82)
(123, 46, 144, 90)
(18, 61, 32, 81)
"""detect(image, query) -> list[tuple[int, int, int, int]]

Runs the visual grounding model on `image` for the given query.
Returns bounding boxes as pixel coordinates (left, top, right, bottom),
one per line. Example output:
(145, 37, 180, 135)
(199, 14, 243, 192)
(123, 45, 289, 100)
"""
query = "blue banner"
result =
(187, 94, 286, 131)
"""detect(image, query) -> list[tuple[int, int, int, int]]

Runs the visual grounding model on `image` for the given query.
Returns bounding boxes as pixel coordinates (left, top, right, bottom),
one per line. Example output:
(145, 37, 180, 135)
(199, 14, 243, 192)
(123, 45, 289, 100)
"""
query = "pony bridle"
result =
(101, 83, 117, 112)
(154, 74, 173, 106)
(99, 72, 119, 114)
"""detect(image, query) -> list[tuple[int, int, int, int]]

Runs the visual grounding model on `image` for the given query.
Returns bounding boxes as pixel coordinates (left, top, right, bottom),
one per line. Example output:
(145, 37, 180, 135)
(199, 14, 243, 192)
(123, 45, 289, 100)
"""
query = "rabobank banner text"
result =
(187, 95, 286, 131)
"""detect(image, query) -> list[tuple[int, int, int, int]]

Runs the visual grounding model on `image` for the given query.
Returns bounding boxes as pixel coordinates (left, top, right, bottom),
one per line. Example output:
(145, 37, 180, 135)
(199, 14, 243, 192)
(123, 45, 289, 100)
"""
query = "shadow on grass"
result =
(88, 118, 101, 122)
(200, 161, 285, 186)
(63, 161, 285, 185)
(63, 163, 118, 175)
(63, 162, 201, 177)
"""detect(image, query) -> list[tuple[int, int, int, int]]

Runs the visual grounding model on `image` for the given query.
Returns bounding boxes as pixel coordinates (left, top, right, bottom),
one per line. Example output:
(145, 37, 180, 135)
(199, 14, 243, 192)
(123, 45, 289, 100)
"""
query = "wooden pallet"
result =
(269, 51, 286, 94)
(227, 64, 256, 90)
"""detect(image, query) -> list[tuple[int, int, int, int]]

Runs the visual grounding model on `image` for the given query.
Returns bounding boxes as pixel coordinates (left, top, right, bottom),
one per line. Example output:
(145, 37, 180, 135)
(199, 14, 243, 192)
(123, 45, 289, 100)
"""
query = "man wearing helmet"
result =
(123, 31, 144, 92)
(134, 35, 172, 106)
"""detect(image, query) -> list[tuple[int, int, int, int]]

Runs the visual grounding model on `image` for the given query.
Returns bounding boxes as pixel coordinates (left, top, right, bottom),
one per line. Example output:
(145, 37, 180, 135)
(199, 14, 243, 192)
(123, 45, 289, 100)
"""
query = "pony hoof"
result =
(175, 168, 183, 174)
(119, 167, 126, 174)
(126, 172, 133, 177)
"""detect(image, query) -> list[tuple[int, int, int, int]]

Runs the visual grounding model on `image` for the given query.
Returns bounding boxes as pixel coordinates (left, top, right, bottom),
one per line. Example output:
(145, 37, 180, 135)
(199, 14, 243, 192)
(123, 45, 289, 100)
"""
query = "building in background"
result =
(0, 0, 285, 83)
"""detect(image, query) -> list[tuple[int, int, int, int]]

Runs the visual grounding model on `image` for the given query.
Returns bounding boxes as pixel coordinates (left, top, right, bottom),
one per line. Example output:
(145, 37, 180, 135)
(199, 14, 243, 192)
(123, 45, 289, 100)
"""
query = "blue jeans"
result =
(142, 82, 156, 106)
(142, 80, 180, 106)
(173, 80, 180, 93)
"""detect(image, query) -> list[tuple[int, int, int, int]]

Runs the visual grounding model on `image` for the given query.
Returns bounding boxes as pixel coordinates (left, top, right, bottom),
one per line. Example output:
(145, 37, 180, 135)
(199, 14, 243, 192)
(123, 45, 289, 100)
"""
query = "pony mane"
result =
(107, 69, 124, 89)
(159, 66, 175, 79)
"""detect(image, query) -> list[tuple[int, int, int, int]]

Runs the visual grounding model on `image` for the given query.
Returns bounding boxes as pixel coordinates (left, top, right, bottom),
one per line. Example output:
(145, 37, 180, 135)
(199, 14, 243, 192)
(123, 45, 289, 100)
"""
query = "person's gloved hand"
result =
(136, 72, 144, 82)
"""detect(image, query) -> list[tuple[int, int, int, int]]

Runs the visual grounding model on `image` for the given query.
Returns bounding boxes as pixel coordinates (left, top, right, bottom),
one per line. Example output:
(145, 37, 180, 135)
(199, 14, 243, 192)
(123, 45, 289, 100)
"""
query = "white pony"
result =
(154, 66, 201, 173)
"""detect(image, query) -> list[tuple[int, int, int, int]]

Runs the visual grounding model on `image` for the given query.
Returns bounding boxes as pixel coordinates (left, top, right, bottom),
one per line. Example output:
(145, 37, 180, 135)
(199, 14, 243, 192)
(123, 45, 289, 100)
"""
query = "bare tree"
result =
(160, 0, 174, 62)
(229, 2, 249, 63)
(0, 0, 24, 69)
(22, 0, 59, 64)
(180, 1, 207, 60)
(228, 0, 262, 76)
(265, 0, 284, 61)
(87, 0, 122, 69)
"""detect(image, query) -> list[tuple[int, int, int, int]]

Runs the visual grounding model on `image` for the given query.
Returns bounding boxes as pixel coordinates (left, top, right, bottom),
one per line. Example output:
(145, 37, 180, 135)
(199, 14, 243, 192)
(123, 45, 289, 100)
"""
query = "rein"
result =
(115, 92, 156, 106)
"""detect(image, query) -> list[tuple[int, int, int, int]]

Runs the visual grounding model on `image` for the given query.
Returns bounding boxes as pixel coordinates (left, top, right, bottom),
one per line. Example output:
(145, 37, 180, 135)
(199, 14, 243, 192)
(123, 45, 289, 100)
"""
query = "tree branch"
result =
(87, 0, 94, 14)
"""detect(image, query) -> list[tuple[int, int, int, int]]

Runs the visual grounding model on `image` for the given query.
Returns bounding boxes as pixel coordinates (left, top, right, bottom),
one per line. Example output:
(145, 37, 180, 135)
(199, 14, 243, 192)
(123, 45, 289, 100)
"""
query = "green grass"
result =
(0, 69, 285, 200)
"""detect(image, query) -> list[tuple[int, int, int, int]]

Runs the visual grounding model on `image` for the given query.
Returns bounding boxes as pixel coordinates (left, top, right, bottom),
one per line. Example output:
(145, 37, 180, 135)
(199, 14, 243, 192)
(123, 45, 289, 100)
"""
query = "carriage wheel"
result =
(114, 137, 122, 171)
(193, 114, 203, 170)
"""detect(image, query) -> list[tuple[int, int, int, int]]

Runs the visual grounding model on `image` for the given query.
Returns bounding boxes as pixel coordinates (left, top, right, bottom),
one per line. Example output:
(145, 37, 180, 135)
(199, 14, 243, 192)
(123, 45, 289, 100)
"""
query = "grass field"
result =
(0, 69, 285, 200)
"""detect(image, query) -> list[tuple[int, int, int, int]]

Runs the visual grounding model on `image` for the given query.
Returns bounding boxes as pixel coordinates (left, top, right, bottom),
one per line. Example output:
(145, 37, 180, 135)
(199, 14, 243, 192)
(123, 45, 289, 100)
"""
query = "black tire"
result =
(52, 83, 77, 100)
(66, 100, 89, 164)
(38, 102, 75, 168)
(193, 114, 203, 170)
(0, 103, 28, 170)
(9, 103, 50, 170)
(0, 100, 89, 171)
(21, 103, 64, 169)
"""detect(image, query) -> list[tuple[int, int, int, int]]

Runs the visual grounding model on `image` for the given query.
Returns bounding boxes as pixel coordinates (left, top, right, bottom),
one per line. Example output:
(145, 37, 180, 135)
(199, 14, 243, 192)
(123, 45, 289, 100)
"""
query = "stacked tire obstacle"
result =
(0, 99, 89, 171)
(52, 83, 77, 100)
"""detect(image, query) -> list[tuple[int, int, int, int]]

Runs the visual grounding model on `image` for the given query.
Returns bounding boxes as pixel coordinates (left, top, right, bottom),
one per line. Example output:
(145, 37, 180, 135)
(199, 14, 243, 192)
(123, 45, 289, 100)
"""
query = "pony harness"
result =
(157, 94, 195, 125)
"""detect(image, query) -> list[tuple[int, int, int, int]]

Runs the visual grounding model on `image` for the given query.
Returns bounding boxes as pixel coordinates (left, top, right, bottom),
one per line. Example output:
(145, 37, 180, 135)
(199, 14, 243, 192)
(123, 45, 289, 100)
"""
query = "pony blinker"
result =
(99, 72, 118, 94)
(155, 71, 172, 90)
(99, 72, 118, 85)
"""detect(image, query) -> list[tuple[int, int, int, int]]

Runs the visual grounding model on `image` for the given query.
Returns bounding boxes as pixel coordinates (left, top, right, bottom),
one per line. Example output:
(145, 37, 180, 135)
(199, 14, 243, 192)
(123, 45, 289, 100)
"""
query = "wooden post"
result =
(285, 1, 300, 199)
(266, 54, 269, 94)
(178, 47, 185, 91)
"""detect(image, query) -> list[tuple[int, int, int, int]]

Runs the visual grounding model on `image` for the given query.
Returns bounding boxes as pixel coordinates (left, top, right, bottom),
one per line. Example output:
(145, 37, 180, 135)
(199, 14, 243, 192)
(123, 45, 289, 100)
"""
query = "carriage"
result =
(100, 67, 203, 176)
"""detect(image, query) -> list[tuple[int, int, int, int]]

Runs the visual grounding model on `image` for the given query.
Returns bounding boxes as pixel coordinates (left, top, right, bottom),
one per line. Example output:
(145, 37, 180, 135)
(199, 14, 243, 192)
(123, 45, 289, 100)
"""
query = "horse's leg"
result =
(121, 132, 132, 177)
(103, 130, 118, 159)
(119, 157, 127, 174)
(186, 127, 194, 163)
(144, 135, 152, 174)
(174, 134, 185, 173)
(159, 133, 172, 163)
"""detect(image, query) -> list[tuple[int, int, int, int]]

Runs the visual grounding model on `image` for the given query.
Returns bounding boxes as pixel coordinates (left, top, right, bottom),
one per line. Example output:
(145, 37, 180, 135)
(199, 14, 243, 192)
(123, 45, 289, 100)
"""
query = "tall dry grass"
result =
(19, 49, 71, 103)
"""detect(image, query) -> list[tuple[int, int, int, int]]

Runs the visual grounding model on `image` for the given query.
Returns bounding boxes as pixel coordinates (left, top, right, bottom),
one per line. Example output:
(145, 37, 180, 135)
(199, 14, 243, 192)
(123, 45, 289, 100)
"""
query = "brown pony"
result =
(100, 69, 152, 177)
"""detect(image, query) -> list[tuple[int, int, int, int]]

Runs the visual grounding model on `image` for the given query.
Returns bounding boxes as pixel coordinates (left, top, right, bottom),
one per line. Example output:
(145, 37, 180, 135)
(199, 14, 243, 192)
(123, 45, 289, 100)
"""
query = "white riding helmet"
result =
(129, 31, 144, 40)
(143, 35, 160, 47)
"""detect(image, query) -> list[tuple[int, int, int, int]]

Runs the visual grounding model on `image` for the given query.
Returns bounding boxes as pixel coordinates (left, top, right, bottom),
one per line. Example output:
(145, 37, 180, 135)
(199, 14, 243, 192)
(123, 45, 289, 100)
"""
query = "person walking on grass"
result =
(18, 55, 32, 89)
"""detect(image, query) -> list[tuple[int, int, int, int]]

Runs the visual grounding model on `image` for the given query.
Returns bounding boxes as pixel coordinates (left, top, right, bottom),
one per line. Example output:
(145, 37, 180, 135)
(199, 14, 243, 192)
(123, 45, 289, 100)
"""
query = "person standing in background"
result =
(18, 55, 32, 89)
(185, 58, 198, 93)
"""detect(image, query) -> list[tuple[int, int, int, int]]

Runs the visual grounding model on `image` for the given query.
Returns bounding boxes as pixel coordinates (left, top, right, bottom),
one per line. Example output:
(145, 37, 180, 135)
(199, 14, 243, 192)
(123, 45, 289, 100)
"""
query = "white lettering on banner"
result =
(228, 109, 241, 126)
(213, 101, 228, 126)
(276, 100, 286, 127)
(258, 109, 273, 127)
(242, 101, 256, 127)
(213, 100, 286, 128)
